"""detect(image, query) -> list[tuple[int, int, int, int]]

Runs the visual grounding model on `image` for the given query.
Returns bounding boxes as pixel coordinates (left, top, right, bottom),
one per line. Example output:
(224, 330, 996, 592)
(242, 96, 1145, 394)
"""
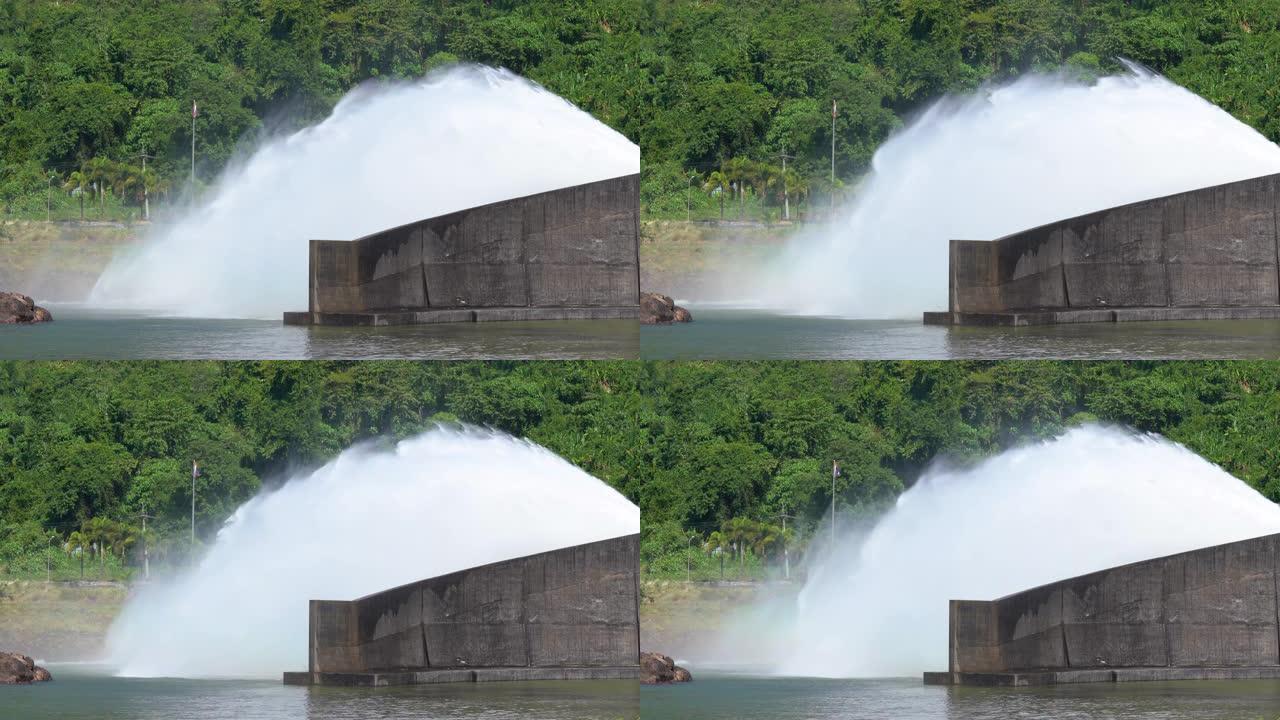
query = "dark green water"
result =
(641, 674, 1280, 719)
(640, 307, 1280, 359)
(5, 665, 638, 719)
(0, 306, 638, 359)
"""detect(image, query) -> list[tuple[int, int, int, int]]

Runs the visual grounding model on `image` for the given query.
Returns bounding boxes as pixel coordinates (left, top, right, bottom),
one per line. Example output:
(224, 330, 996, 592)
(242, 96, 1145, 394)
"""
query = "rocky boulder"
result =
(0, 652, 52, 684)
(0, 292, 52, 324)
(641, 651, 692, 685)
(640, 293, 692, 325)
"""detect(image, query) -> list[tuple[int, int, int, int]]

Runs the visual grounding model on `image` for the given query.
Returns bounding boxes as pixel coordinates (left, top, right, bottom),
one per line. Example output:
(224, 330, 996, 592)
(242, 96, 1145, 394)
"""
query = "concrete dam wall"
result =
(283, 533, 640, 687)
(924, 172, 1280, 326)
(925, 532, 1280, 686)
(283, 174, 640, 326)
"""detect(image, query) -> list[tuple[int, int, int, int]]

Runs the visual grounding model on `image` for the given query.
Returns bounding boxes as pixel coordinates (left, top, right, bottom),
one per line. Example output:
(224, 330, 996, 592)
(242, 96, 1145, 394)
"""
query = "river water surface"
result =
(641, 306, 1280, 359)
(641, 674, 1280, 719)
(0, 306, 638, 359)
(7, 665, 638, 720)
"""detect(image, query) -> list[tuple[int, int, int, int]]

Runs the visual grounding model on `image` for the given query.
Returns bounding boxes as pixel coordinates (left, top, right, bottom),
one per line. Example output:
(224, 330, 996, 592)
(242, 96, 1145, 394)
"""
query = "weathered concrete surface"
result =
(925, 173, 1280, 326)
(283, 666, 637, 687)
(924, 306, 1280, 327)
(284, 174, 640, 326)
(927, 532, 1280, 686)
(925, 666, 1280, 687)
(285, 534, 640, 687)
(284, 306, 637, 327)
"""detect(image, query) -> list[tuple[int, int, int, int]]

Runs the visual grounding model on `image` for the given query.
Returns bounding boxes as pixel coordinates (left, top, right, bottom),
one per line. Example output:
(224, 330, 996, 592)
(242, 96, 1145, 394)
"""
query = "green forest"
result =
(2, 0, 1280, 220)
(0, 361, 1277, 581)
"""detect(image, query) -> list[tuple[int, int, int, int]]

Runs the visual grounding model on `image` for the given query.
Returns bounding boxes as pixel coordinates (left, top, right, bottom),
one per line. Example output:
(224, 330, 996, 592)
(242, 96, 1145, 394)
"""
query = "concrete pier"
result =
(926, 532, 1280, 686)
(925, 173, 1280, 326)
(284, 533, 640, 687)
(283, 174, 640, 326)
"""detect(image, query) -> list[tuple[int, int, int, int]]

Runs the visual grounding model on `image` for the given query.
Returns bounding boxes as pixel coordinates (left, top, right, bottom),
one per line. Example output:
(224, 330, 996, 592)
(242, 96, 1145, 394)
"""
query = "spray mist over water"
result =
(90, 65, 639, 319)
(757, 65, 1280, 318)
(105, 425, 639, 678)
(711, 425, 1280, 678)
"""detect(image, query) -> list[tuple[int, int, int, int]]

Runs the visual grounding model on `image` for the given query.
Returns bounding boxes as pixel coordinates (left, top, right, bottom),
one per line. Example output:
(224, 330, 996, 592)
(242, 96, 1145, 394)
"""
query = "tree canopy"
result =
(0, 361, 1277, 580)
(2, 1, 1280, 219)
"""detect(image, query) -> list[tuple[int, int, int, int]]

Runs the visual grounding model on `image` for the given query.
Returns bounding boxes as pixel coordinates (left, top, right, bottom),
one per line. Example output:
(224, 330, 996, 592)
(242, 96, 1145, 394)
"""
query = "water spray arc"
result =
(90, 66, 639, 319)
(105, 425, 639, 678)
(756, 64, 1280, 318)
(707, 426, 1280, 678)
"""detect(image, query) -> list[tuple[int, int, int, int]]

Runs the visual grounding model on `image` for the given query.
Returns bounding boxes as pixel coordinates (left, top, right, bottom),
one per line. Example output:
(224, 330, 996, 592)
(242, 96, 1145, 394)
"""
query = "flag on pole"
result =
(192, 461, 200, 479)
(832, 100, 837, 118)
(192, 101, 199, 119)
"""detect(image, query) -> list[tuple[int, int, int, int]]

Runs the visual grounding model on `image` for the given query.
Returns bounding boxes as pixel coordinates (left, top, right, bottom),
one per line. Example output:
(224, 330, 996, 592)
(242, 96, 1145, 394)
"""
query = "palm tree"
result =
(145, 170, 170, 218)
(703, 170, 729, 221)
(751, 521, 785, 562)
(64, 531, 88, 579)
(63, 171, 90, 220)
(114, 165, 142, 206)
(723, 157, 757, 219)
(83, 516, 119, 577)
(703, 530, 730, 580)
(742, 160, 763, 218)
(722, 517, 759, 575)
(783, 169, 808, 220)
(84, 157, 114, 214)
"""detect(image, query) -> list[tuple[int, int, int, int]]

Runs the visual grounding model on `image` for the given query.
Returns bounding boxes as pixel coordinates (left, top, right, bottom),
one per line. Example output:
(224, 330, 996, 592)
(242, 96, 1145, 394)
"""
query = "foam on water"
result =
(105, 425, 639, 678)
(757, 64, 1280, 318)
(89, 65, 638, 319)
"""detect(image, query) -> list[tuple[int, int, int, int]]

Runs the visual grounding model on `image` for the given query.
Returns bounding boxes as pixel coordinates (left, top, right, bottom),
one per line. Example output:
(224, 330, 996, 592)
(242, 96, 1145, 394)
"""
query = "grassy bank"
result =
(0, 581, 128, 661)
(640, 580, 797, 660)
(0, 221, 139, 301)
(0, 217, 796, 305)
(639, 220, 799, 301)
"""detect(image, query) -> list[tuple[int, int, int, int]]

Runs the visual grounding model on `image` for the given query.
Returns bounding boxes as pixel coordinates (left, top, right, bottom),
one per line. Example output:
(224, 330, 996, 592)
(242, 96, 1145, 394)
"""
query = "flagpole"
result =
(191, 101, 197, 188)
(831, 100, 837, 210)
(831, 460, 838, 547)
(191, 461, 197, 545)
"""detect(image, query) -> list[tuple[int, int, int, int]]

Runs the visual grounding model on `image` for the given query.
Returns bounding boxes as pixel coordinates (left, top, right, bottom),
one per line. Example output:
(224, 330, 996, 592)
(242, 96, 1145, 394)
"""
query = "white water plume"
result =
(715, 425, 1280, 678)
(105, 425, 639, 678)
(89, 65, 639, 319)
(757, 63, 1280, 317)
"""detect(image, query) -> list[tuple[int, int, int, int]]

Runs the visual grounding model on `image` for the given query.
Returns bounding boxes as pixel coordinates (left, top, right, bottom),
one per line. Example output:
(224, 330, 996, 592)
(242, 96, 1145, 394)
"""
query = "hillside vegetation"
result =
(1, 361, 1277, 582)
(2, 1, 1279, 221)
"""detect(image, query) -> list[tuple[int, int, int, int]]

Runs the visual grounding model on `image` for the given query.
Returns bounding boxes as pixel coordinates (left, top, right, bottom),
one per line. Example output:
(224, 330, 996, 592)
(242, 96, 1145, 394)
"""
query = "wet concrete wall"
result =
(308, 534, 640, 673)
(948, 533, 1280, 674)
(307, 174, 640, 315)
(948, 173, 1280, 313)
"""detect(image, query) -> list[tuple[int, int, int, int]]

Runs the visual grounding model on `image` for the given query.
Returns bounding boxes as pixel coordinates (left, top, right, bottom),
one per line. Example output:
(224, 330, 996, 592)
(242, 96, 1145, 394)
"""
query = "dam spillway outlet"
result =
(282, 175, 641, 327)
(924, 172, 1280, 326)
(925, 532, 1280, 687)
(282, 534, 640, 687)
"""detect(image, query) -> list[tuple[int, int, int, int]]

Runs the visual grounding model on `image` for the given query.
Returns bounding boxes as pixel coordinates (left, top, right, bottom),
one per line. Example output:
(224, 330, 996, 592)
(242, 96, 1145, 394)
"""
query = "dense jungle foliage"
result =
(0, 361, 1277, 580)
(2, 1, 1280, 220)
